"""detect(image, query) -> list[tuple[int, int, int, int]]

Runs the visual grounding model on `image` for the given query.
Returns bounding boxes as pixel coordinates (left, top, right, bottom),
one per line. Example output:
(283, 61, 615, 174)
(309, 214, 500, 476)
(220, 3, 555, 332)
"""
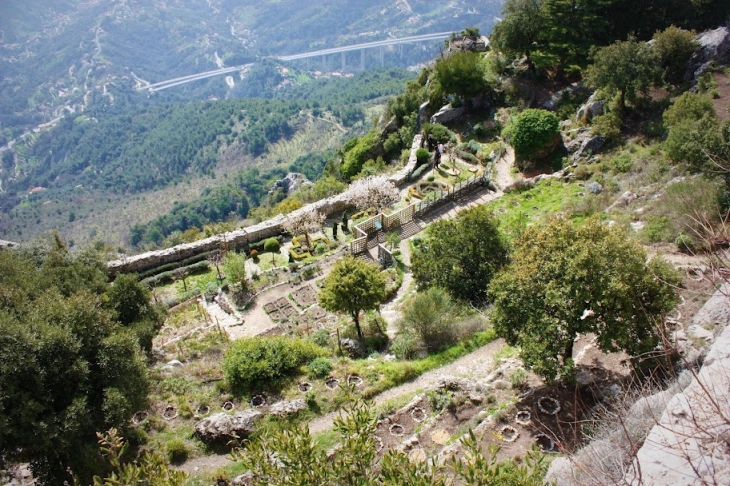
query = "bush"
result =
(390, 331, 419, 360)
(415, 148, 430, 165)
(423, 123, 456, 143)
(399, 287, 457, 352)
(609, 153, 633, 173)
(307, 357, 333, 378)
(264, 238, 280, 253)
(249, 249, 259, 259)
(509, 369, 529, 390)
(223, 337, 327, 391)
(166, 439, 189, 464)
(310, 329, 330, 348)
(591, 112, 622, 144)
(503, 109, 560, 169)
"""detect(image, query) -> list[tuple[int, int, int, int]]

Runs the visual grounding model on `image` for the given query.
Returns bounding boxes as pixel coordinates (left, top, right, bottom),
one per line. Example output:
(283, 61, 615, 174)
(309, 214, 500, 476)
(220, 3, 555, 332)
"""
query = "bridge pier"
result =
(342, 51, 346, 72)
(361, 49, 365, 71)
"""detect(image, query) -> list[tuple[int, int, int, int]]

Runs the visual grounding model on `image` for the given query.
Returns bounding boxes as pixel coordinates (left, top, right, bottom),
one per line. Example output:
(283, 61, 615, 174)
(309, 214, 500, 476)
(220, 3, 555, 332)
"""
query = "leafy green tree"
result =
(503, 109, 560, 171)
(490, 0, 545, 73)
(319, 256, 387, 341)
(0, 243, 157, 485)
(584, 38, 659, 112)
(663, 92, 728, 171)
(105, 273, 165, 355)
(411, 206, 508, 304)
(222, 251, 249, 289)
(399, 287, 456, 352)
(652, 26, 698, 85)
(433, 51, 489, 105)
(488, 216, 679, 382)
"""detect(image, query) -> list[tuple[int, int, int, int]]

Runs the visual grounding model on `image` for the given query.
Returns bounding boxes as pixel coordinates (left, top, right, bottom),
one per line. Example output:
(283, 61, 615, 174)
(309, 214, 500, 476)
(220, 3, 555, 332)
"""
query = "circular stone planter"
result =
(515, 410, 532, 426)
(162, 406, 177, 420)
(222, 401, 235, 412)
(347, 374, 363, 387)
(132, 411, 148, 424)
(196, 405, 210, 416)
(325, 377, 340, 390)
(298, 382, 312, 392)
(389, 424, 405, 437)
(537, 396, 561, 415)
(677, 294, 686, 307)
(251, 395, 266, 407)
(410, 407, 426, 422)
(534, 433, 556, 452)
(688, 267, 704, 282)
(500, 425, 519, 442)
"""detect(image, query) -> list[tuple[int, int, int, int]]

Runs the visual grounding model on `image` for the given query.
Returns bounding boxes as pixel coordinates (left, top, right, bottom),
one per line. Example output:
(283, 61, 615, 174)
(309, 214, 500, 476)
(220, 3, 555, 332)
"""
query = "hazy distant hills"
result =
(0, 0, 502, 137)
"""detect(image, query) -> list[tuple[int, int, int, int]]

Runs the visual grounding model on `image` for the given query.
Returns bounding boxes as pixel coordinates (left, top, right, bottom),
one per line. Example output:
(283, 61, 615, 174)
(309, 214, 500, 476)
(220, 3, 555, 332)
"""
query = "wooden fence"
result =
(350, 172, 490, 255)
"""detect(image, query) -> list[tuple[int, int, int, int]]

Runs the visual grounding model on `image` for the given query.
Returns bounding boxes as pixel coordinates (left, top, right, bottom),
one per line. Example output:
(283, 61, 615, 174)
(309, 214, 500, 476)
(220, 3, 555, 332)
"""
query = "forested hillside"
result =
(0, 69, 414, 248)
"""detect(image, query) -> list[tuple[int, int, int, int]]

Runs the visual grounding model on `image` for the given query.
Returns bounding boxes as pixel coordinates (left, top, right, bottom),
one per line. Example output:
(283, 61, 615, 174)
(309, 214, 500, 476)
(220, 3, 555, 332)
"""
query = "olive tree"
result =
(411, 206, 508, 304)
(319, 256, 387, 341)
(488, 216, 679, 382)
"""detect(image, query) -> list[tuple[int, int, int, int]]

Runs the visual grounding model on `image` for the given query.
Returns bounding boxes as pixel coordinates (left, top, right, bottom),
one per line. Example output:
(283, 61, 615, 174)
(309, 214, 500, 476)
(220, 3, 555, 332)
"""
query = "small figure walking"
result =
(436, 142, 444, 167)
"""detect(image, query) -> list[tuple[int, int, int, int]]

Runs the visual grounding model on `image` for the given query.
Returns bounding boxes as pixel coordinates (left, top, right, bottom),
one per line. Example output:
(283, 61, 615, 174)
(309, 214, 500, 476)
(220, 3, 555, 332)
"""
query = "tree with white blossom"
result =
(344, 175, 400, 212)
(283, 208, 325, 249)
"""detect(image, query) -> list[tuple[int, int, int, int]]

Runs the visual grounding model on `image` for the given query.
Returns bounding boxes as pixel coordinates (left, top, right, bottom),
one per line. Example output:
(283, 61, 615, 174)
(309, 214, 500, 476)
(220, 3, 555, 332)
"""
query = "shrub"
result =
(609, 153, 633, 173)
(503, 109, 560, 169)
(223, 337, 327, 391)
(509, 369, 529, 390)
(249, 249, 259, 259)
(675, 233, 695, 253)
(166, 439, 189, 464)
(307, 357, 333, 378)
(390, 331, 419, 360)
(423, 123, 456, 143)
(591, 112, 622, 144)
(415, 148, 430, 165)
(310, 329, 330, 348)
(399, 287, 457, 352)
(573, 164, 592, 181)
(264, 238, 280, 253)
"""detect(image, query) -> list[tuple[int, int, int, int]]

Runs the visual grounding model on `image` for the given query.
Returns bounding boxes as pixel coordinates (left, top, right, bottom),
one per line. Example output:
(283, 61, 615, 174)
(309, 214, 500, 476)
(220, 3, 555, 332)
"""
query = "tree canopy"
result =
(488, 217, 679, 382)
(432, 51, 489, 105)
(411, 206, 508, 304)
(584, 38, 659, 112)
(503, 109, 560, 171)
(0, 241, 158, 484)
(319, 256, 387, 341)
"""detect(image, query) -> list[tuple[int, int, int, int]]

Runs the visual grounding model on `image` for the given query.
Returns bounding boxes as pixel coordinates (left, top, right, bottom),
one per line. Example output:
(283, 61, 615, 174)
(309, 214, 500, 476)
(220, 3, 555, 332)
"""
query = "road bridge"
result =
(141, 31, 454, 92)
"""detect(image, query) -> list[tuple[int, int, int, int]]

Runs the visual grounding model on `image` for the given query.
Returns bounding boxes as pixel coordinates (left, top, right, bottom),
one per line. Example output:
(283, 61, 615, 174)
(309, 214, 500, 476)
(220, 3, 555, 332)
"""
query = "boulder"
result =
(576, 94, 605, 121)
(194, 410, 263, 443)
(340, 338, 366, 358)
(269, 172, 311, 196)
(569, 132, 604, 161)
(270, 398, 307, 417)
(430, 104, 466, 124)
(686, 26, 730, 82)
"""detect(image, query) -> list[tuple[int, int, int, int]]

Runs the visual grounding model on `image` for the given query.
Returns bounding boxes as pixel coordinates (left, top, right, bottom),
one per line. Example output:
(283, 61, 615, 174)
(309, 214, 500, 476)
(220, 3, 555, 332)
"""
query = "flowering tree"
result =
(283, 209, 325, 249)
(344, 175, 400, 212)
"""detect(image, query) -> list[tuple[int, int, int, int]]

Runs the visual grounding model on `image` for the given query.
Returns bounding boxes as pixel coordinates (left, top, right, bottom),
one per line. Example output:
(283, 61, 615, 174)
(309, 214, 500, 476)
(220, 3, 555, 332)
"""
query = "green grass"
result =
(486, 179, 586, 238)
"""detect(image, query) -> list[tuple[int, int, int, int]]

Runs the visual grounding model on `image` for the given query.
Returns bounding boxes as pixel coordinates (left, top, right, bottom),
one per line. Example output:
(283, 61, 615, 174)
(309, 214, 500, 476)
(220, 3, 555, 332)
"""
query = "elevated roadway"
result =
(141, 32, 453, 92)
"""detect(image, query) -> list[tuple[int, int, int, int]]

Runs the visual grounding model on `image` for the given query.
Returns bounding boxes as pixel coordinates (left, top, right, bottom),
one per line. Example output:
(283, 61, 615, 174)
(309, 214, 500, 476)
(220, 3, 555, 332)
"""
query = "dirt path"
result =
(308, 338, 505, 434)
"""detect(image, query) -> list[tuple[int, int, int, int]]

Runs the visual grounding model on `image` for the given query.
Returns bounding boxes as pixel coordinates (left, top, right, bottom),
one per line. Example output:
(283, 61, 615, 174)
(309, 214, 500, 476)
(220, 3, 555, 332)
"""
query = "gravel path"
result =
(308, 338, 505, 434)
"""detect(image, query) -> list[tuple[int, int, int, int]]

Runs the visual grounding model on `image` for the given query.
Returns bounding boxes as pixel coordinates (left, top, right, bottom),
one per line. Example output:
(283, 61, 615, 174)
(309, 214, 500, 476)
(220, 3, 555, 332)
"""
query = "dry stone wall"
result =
(107, 134, 424, 275)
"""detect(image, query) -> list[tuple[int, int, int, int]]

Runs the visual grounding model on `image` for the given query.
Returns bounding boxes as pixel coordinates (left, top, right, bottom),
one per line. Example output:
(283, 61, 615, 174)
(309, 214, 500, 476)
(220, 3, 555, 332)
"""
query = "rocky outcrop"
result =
(575, 93, 605, 122)
(270, 398, 307, 417)
(339, 338, 366, 358)
(269, 172, 311, 196)
(566, 129, 604, 160)
(194, 410, 263, 443)
(686, 26, 730, 82)
(430, 104, 466, 124)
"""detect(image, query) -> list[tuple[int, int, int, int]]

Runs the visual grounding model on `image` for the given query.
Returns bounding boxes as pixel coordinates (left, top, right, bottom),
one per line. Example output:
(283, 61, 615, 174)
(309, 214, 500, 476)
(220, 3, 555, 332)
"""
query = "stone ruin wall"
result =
(107, 134, 423, 275)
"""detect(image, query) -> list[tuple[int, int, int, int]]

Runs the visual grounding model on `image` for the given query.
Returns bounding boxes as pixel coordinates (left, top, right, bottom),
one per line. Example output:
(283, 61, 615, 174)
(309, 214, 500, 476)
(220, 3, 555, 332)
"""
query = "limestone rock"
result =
(686, 26, 730, 82)
(576, 94, 605, 121)
(231, 472, 255, 486)
(270, 398, 307, 417)
(339, 338, 366, 358)
(194, 410, 263, 443)
(430, 104, 466, 124)
(270, 172, 311, 196)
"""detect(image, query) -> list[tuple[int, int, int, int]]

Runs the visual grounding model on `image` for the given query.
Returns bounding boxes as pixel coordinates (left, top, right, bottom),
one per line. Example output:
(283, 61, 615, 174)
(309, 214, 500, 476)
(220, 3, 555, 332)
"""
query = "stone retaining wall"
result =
(107, 134, 424, 275)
